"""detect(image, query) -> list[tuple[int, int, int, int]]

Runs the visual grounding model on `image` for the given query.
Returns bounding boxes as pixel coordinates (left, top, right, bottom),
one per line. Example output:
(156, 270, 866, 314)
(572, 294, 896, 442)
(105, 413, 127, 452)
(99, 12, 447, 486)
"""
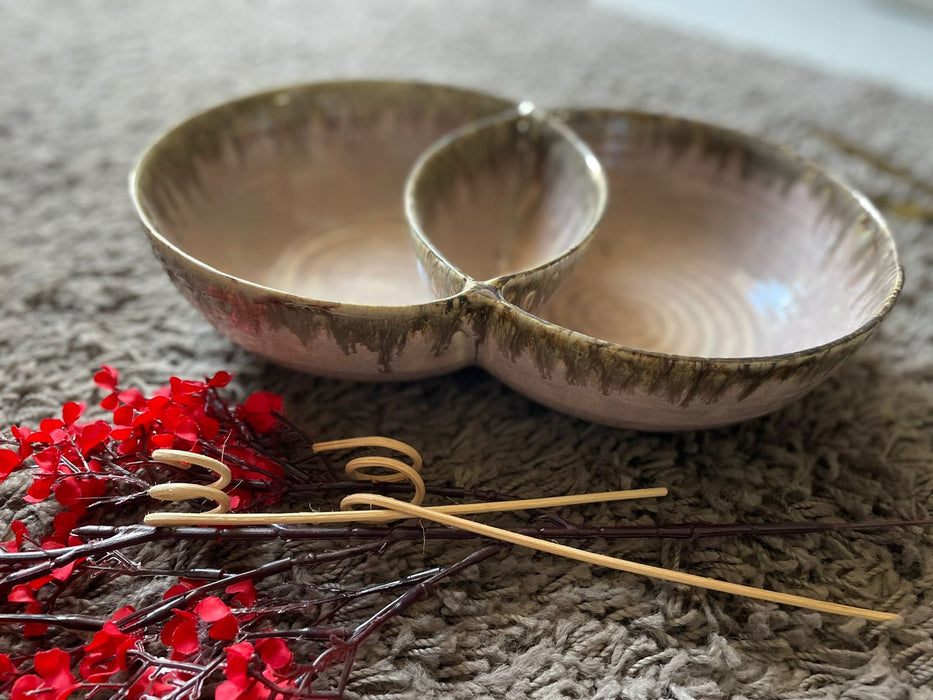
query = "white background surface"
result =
(600, 0, 933, 99)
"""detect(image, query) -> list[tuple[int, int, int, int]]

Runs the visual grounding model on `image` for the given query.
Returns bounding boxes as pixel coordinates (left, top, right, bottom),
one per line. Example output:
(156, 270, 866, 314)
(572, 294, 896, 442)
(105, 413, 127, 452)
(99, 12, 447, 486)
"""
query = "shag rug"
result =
(1, 1, 932, 697)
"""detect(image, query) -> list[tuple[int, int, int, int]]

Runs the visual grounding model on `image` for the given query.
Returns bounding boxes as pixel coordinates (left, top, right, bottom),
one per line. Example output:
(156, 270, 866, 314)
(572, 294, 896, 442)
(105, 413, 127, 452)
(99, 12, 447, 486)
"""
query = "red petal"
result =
(34, 647, 74, 683)
(162, 611, 199, 656)
(198, 415, 220, 441)
(11, 675, 42, 700)
(0, 449, 20, 479)
(62, 401, 85, 426)
(209, 371, 232, 388)
(39, 418, 65, 433)
(223, 641, 253, 681)
(257, 637, 292, 670)
(209, 614, 239, 640)
(33, 448, 61, 474)
(25, 475, 54, 503)
(226, 580, 257, 607)
(163, 582, 193, 600)
(84, 622, 122, 653)
(149, 433, 175, 449)
(26, 430, 54, 445)
(110, 426, 133, 440)
(79, 421, 111, 455)
(110, 606, 135, 622)
(51, 559, 80, 582)
(11, 520, 28, 546)
(94, 366, 119, 391)
(113, 405, 135, 426)
(173, 621, 200, 655)
(53, 511, 80, 540)
(116, 436, 140, 455)
(195, 596, 232, 622)
(100, 393, 119, 411)
(173, 415, 199, 444)
(147, 395, 171, 414)
(242, 392, 284, 432)
(8, 584, 35, 604)
(118, 388, 146, 408)
(54, 478, 82, 507)
(23, 621, 48, 637)
(28, 574, 53, 591)
(216, 680, 246, 700)
(0, 652, 16, 679)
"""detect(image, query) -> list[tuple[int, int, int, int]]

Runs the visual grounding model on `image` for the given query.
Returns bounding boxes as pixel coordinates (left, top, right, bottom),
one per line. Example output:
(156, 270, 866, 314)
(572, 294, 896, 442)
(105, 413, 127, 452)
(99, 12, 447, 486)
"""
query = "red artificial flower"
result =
(10, 425, 36, 460)
(161, 609, 199, 657)
(169, 376, 209, 407)
(8, 584, 35, 604)
(94, 366, 119, 392)
(0, 653, 17, 681)
(51, 511, 80, 544)
(209, 371, 232, 388)
(12, 583, 48, 636)
(24, 447, 62, 504)
(127, 667, 190, 699)
(11, 647, 78, 700)
(79, 609, 138, 683)
(0, 448, 21, 481)
(2, 520, 29, 552)
(24, 476, 54, 504)
(216, 642, 270, 700)
(236, 392, 283, 433)
(94, 365, 120, 410)
(117, 387, 146, 409)
(62, 401, 84, 426)
(195, 595, 239, 640)
(162, 577, 203, 601)
(77, 421, 111, 455)
(226, 580, 257, 607)
(256, 637, 292, 670)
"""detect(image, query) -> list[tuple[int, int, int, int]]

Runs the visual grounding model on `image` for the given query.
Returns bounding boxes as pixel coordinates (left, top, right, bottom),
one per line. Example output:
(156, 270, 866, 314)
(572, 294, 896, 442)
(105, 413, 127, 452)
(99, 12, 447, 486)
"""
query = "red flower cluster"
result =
(79, 607, 138, 683)
(0, 368, 300, 698)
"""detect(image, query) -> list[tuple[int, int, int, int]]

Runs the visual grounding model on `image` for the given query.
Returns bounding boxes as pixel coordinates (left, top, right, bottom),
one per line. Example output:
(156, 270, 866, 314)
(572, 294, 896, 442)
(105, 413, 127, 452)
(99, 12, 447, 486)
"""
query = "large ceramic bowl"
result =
(450, 109, 902, 430)
(131, 82, 606, 381)
(132, 83, 902, 431)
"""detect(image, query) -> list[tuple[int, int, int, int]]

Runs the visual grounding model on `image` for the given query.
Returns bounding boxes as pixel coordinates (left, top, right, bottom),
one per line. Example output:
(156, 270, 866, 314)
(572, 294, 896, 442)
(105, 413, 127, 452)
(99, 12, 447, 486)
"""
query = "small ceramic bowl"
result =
(131, 82, 606, 380)
(443, 109, 902, 430)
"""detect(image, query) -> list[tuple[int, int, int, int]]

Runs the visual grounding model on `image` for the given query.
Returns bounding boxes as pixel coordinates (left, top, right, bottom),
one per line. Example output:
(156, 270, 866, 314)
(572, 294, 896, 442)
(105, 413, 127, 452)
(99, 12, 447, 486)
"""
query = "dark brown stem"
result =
(309, 544, 501, 692)
(118, 540, 395, 633)
(0, 613, 105, 631)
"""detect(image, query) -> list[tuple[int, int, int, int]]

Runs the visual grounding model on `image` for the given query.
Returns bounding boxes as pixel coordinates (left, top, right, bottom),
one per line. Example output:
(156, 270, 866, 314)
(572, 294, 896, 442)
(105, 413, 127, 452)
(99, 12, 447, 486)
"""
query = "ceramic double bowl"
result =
(131, 81, 902, 431)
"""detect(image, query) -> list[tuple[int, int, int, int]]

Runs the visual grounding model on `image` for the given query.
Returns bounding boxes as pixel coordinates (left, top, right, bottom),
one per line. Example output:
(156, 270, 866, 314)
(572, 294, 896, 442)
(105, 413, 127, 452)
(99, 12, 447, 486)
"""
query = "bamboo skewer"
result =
(341, 493, 898, 622)
(142, 487, 670, 526)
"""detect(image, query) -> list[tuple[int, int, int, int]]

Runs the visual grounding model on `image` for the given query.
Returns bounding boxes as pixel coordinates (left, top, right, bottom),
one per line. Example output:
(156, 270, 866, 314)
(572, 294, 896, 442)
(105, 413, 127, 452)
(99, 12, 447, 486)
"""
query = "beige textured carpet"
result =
(1, 1, 932, 697)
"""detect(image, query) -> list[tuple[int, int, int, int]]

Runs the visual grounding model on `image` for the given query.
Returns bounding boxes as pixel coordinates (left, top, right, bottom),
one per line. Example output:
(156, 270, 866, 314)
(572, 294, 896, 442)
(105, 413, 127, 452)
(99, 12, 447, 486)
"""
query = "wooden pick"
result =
(142, 487, 669, 526)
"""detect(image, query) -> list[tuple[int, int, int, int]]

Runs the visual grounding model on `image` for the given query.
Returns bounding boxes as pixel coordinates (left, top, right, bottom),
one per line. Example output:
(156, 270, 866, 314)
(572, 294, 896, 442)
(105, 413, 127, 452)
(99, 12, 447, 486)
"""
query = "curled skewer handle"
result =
(152, 449, 231, 491)
(148, 483, 231, 515)
(313, 436, 422, 481)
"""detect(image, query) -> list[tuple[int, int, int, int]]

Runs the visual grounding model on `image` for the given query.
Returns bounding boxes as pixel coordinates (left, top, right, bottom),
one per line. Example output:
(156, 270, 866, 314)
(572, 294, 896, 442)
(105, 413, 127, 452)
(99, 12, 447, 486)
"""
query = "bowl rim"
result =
(403, 101, 609, 291)
(129, 79, 515, 314)
(495, 107, 905, 368)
